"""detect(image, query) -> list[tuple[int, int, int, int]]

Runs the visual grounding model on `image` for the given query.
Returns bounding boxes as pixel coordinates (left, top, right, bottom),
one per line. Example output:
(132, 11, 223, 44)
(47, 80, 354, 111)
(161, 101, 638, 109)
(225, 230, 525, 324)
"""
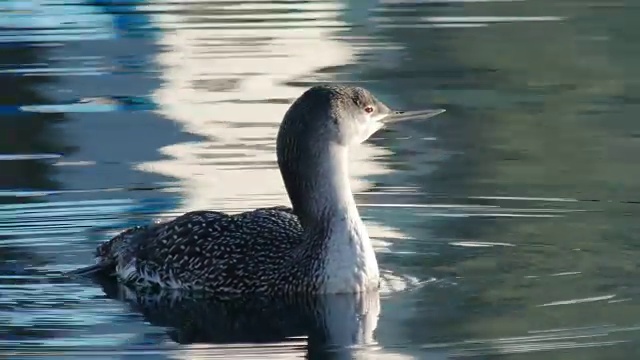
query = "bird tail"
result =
(65, 261, 114, 277)
(66, 225, 148, 278)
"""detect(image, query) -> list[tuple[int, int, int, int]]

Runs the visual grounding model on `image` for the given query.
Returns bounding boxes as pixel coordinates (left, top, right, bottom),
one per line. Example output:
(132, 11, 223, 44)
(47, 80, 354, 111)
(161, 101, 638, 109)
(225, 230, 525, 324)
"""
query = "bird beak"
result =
(384, 108, 446, 123)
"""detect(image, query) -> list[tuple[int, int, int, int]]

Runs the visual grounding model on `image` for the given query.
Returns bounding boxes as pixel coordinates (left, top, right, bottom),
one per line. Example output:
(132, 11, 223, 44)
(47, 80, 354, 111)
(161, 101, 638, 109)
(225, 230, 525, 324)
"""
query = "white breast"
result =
(320, 213, 380, 294)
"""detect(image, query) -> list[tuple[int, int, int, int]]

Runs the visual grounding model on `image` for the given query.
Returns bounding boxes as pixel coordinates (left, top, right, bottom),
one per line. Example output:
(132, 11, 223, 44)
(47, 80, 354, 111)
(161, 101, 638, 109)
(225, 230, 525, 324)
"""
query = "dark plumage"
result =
(83, 206, 320, 293)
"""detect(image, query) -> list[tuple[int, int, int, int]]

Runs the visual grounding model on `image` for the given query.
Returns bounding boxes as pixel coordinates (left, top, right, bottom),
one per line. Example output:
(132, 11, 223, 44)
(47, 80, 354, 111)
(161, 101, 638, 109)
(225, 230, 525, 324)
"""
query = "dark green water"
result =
(1, 0, 639, 358)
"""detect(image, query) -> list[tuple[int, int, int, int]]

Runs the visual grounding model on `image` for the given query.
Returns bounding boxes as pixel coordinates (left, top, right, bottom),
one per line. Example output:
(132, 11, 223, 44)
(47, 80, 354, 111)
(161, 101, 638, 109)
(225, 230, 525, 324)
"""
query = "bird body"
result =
(69, 85, 444, 294)
(95, 207, 308, 293)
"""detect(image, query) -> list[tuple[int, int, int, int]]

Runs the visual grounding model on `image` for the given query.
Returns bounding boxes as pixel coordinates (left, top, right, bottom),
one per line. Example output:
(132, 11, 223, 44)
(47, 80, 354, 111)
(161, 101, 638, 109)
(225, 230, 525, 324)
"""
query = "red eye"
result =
(364, 106, 374, 113)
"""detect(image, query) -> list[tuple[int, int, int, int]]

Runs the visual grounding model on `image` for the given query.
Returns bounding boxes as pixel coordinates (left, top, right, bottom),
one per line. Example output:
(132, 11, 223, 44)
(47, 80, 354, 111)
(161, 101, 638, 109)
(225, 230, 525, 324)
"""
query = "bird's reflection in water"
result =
(95, 276, 381, 359)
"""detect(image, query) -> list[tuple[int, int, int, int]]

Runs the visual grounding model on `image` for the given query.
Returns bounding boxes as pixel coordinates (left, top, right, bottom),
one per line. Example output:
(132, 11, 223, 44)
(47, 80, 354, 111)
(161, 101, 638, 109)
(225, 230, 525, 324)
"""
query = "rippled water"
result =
(2, 0, 640, 358)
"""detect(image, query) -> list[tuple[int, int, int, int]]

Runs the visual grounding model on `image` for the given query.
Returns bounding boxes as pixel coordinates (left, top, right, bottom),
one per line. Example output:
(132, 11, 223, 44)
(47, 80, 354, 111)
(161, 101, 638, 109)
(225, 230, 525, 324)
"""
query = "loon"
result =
(69, 85, 444, 294)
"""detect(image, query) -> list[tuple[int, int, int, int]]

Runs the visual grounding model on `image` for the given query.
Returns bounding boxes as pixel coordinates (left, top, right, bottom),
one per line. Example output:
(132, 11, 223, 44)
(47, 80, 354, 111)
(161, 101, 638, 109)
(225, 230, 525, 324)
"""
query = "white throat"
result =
(316, 145, 380, 294)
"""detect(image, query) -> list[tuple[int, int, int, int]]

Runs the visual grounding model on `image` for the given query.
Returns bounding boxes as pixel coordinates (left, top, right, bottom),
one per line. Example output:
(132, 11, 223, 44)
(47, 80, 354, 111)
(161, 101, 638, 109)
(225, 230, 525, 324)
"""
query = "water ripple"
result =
(0, 154, 62, 161)
(1, 0, 639, 358)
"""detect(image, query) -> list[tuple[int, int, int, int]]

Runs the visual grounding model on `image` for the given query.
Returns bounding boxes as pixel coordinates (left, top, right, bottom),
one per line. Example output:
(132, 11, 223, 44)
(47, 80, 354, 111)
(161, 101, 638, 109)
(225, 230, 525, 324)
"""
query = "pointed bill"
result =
(385, 108, 446, 123)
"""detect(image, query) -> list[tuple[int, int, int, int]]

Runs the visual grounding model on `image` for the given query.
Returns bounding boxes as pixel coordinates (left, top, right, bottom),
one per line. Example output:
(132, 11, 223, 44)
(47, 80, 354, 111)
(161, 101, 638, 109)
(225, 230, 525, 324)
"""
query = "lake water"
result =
(2, 0, 640, 358)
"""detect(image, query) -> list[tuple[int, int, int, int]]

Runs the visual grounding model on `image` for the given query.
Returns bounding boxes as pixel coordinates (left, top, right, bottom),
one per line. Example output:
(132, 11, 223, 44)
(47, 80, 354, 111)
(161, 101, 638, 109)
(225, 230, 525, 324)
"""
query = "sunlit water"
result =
(1, 0, 640, 358)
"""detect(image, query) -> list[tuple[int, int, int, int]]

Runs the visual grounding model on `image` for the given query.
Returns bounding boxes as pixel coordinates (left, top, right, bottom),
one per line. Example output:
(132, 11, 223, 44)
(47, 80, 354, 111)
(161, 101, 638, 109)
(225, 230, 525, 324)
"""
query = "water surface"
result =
(1, 0, 640, 358)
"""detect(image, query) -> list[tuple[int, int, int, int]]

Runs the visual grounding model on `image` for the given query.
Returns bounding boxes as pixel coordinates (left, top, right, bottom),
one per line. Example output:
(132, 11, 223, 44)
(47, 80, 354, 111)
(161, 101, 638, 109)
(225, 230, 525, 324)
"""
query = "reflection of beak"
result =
(384, 109, 446, 123)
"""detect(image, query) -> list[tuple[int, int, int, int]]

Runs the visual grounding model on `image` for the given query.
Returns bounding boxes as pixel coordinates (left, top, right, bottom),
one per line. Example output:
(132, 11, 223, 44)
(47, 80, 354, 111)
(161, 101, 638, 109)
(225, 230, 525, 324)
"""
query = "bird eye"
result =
(364, 106, 374, 114)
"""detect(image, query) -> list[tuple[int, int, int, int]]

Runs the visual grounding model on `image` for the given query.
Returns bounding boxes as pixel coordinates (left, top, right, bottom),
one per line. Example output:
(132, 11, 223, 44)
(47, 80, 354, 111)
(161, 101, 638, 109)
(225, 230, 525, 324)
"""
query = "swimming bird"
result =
(69, 85, 444, 294)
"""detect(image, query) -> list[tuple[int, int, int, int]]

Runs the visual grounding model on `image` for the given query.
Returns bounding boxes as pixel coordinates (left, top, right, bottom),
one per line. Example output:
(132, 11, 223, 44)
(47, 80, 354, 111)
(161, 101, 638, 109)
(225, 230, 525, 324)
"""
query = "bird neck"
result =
(278, 142, 379, 292)
(280, 142, 358, 231)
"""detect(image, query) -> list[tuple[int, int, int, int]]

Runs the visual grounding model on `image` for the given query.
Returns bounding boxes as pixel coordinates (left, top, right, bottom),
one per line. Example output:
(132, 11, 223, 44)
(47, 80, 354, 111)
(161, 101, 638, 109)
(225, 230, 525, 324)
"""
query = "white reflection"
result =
(142, 0, 395, 240)
(142, 0, 414, 359)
